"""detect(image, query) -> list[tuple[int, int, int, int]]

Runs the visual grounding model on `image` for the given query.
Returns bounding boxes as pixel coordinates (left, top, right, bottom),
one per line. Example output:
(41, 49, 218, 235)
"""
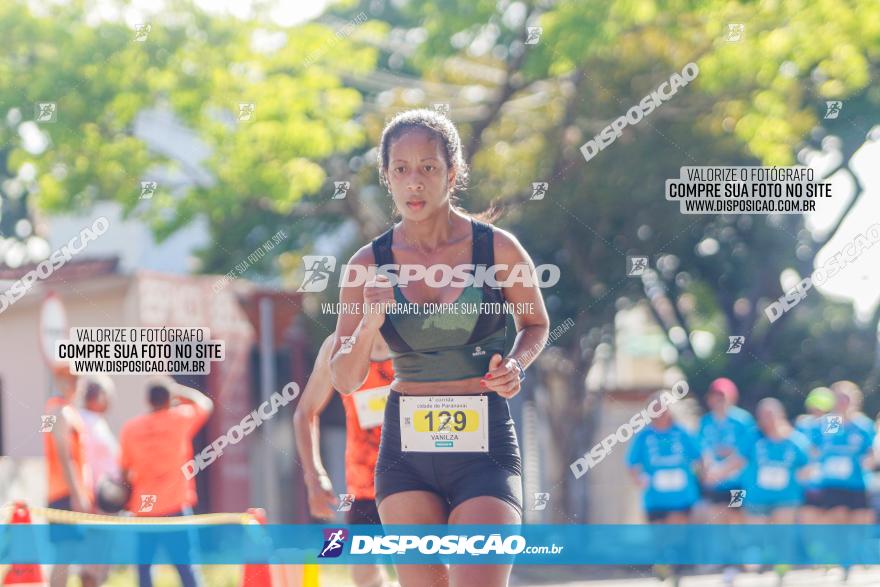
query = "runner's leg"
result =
(378, 490, 450, 587)
(447, 496, 521, 587)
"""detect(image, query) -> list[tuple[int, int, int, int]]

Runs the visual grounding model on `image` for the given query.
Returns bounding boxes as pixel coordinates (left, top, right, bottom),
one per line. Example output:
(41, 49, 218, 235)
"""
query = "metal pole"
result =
(258, 297, 281, 521)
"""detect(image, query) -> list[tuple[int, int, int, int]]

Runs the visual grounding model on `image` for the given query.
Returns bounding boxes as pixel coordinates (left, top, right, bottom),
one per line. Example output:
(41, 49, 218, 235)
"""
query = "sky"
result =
(78, 0, 330, 27)
(804, 135, 880, 320)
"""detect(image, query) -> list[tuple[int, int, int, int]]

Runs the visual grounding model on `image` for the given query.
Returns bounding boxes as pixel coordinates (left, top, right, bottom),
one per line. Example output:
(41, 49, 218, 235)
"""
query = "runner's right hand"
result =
(306, 474, 337, 520)
(363, 274, 394, 330)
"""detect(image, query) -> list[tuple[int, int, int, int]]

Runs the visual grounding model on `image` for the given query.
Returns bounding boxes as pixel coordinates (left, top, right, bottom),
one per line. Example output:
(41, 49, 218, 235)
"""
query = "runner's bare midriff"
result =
(391, 376, 485, 396)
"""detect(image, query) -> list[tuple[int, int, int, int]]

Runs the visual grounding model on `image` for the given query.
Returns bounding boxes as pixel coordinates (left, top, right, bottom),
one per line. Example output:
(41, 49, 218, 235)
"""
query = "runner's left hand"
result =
(481, 353, 521, 399)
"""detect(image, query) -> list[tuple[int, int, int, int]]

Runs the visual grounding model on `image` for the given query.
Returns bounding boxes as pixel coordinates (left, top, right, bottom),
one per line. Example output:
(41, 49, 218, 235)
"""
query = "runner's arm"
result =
(706, 453, 745, 485)
(170, 379, 214, 414)
(51, 405, 90, 512)
(294, 334, 337, 483)
(483, 229, 550, 396)
(330, 246, 386, 393)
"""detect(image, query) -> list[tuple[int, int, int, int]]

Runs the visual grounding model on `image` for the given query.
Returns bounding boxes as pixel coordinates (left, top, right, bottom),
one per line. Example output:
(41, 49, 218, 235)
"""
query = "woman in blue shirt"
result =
(745, 398, 811, 523)
(698, 378, 757, 523)
(627, 391, 702, 523)
(811, 381, 876, 524)
(627, 391, 701, 586)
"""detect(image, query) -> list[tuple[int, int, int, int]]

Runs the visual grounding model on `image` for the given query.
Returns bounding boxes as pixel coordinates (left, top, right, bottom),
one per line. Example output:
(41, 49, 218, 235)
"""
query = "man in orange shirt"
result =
(120, 375, 213, 587)
(44, 362, 95, 587)
(294, 334, 394, 587)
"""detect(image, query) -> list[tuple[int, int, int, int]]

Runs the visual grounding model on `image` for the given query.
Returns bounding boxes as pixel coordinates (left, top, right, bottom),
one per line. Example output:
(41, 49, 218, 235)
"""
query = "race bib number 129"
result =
(399, 396, 488, 452)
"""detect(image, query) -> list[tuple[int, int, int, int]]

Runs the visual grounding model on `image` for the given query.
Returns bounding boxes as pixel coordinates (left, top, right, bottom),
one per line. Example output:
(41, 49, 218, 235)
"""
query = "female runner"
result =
(330, 108, 550, 587)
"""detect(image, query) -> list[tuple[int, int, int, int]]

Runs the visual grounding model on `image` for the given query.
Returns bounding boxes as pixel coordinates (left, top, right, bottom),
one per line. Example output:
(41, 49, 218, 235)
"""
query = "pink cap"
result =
(708, 377, 739, 403)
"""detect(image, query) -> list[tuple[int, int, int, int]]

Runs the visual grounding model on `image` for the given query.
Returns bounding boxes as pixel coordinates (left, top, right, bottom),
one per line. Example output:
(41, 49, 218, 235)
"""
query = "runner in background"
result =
(294, 334, 395, 587)
(698, 377, 756, 587)
(795, 387, 835, 523)
(119, 375, 214, 587)
(44, 362, 94, 587)
(626, 390, 701, 586)
(627, 390, 702, 523)
(808, 381, 875, 580)
(744, 398, 810, 524)
(80, 374, 120, 491)
(811, 381, 875, 524)
(698, 377, 756, 522)
(79, 373, 119, 586)
(869, 410, 880, 517)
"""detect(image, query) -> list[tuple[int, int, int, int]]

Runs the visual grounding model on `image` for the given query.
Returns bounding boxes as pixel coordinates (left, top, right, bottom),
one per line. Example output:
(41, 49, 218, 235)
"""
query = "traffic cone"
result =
(2, 502, 46, 586)
(240, 509, 319, 587)
(241, 508, 273, 587)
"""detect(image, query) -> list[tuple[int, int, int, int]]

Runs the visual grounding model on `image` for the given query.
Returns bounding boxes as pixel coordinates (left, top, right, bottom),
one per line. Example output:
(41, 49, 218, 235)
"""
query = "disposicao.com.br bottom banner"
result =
(2, 524, 880, 565)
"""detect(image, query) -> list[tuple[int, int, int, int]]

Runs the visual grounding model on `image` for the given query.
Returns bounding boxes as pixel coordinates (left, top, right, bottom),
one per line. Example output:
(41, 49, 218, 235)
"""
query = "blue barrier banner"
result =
(2, 524, 880, 565)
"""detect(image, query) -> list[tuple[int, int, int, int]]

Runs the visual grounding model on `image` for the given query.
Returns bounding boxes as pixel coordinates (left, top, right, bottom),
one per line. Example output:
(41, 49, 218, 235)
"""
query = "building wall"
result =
(0, 271, 263, 515)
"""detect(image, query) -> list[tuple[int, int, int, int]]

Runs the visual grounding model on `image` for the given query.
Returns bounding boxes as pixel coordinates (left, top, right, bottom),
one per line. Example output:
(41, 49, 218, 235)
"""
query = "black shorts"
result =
(647, 507, 691, 522)
(804, 488, 824, 507)
(346, 498, 381, 525)
(375, 392, 523, 517)
(819, 487, 869, 510)
(702, 487, 735, 505)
